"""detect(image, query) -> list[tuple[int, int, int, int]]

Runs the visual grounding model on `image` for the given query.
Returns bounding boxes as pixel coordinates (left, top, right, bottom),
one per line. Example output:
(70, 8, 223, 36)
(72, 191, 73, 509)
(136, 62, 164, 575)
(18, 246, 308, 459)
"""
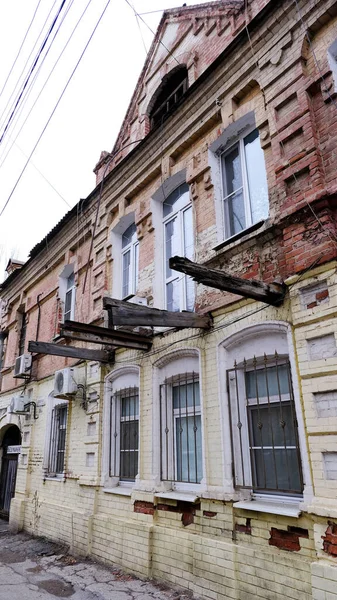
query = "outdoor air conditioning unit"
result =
(8, 395, 28, 414)
(13, 354, 32, 378)
(53, 368, 77, 398)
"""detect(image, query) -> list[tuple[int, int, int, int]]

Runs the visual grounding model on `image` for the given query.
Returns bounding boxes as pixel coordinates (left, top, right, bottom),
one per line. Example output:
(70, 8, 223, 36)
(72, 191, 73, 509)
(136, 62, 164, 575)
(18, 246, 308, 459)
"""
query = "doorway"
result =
(0, 426, 21, 519)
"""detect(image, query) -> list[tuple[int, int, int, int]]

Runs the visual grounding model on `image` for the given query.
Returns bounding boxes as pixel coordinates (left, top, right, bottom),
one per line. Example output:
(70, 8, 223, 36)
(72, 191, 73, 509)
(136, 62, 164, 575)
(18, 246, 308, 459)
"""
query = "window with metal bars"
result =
(150, 67, 188, 129)
(160, 372, 202, 484)
(227, 353, 303, 495)
(47, 404, 68, 476)
(109, 387, 139, 482)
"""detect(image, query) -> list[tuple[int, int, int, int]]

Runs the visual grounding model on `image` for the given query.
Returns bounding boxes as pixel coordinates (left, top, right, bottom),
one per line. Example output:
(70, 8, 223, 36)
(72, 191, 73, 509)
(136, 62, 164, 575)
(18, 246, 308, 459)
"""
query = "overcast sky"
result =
(0, 0, 208, 282)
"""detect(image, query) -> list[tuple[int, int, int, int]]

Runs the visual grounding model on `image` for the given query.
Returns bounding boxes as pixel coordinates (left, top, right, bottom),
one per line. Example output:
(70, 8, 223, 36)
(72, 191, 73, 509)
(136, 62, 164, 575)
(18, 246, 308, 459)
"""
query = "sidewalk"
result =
(0, 522, 193, 600)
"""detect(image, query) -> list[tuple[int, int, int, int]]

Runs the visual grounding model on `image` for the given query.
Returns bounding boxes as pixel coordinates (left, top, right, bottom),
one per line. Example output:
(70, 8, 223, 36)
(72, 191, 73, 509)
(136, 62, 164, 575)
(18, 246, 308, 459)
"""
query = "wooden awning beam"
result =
(28, 341, 114, 363)
(169, 256, 286, 307)
(103, 297, 212, 329)
(61, 321, 152, 351)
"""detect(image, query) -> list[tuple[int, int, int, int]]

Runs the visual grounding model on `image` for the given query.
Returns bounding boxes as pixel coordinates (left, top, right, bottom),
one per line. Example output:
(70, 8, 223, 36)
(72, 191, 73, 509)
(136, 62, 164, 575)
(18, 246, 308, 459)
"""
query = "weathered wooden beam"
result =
(63, 320, 152, 343)
(103, 297, 211, 328)
(169, 256, 286, 307)
(28, 341, 114, 363)
(60, 328, 151, 351)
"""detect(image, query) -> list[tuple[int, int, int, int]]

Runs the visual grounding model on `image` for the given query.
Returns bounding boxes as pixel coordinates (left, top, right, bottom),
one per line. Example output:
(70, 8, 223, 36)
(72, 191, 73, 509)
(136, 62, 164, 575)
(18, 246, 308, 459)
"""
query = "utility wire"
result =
(14, 141, 71, 208)
(0, 0, 92, 173)
(0, 0, 68, 146)
(123, 0, 180, 66)
(0, 0, 43, 101)
(0, 0, 111, 219)
(0, 1, 58, 132)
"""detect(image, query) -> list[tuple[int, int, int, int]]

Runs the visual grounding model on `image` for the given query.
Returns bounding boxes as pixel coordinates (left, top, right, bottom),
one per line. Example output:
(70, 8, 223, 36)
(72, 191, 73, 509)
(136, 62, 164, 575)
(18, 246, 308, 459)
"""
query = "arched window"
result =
(103, 367, 140, 489)
(155, 350, 203, 486)
(149, 66, 188, 129)
(163, 183, 194, 312)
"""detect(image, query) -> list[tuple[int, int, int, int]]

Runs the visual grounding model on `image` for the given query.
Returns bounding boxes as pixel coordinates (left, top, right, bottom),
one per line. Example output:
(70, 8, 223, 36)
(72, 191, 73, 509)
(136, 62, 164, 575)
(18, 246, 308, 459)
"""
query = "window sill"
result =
(214, 220, 265, 252)
(43, 476, 65, 483)
(154, 491, 200, 503)
(103, 487, 132, 497)
(233, 499, 301, 518)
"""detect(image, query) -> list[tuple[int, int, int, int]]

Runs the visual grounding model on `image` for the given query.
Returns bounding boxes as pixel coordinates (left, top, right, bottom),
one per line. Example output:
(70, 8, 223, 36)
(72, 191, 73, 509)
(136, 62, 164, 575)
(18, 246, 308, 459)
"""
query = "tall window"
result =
(160, 372, 202, 484)
(227, 353, 303, 495)
(18, 312, 27, 355)
(122, 223, 139, 299)
(221, 128, 268, 239)
(109, 386, 139, 481)
(47, 403, 68, 476)
(64, 272, 75, 322)
(163, 183, 194, 312)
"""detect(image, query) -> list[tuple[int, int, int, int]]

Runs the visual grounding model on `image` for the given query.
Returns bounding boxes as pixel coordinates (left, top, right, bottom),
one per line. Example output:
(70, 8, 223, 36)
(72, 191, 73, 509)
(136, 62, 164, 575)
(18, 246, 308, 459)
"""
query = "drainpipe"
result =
(36, 294, 43, 341)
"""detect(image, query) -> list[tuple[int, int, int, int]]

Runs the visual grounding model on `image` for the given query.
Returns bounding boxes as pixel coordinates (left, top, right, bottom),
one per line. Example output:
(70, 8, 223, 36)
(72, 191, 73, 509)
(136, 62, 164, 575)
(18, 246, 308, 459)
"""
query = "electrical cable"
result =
(123, 0, 180, 66)
(0, 0, 68, 146)
(0, 0, 92, 173)
(0, 0, 112, 219)
(0, 0, 76, 168)
(14, 141, 71, 208)
(0, 0, 58, 132)
(0, 0, 43, 101)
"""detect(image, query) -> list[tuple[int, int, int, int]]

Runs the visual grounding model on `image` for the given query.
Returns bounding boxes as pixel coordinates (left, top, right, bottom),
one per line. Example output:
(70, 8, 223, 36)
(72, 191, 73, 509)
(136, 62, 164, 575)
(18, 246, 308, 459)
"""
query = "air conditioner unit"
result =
(8, 395, 28, 414)
(53, 368, 77, 398)
(13, 354, 32, 378)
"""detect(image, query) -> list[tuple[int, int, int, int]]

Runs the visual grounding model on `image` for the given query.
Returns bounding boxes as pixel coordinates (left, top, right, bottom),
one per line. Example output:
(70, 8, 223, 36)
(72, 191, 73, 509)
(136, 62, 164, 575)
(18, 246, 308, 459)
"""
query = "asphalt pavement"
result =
(0, 521, 192, 600)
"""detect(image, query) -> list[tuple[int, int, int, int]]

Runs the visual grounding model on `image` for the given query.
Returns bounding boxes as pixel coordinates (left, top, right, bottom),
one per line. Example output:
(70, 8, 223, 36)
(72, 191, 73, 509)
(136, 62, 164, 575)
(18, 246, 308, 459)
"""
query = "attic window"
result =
(149, 66, 188, 129)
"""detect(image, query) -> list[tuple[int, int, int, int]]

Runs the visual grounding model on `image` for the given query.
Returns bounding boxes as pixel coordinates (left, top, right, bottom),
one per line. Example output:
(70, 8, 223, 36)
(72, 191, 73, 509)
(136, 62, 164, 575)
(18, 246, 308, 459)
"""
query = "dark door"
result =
(0, 426, 21, 519)
(0, 456, 18, 517)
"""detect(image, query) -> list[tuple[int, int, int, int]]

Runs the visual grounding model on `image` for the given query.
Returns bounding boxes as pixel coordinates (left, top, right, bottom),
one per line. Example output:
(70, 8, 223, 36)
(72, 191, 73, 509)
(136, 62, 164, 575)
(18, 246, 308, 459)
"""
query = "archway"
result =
(0, 425, 21, 519)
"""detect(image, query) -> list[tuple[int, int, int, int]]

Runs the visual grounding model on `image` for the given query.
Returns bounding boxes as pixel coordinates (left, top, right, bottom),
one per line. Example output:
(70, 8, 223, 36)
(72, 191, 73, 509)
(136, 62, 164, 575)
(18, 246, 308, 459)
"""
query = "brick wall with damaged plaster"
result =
(0, 1, 337, 599)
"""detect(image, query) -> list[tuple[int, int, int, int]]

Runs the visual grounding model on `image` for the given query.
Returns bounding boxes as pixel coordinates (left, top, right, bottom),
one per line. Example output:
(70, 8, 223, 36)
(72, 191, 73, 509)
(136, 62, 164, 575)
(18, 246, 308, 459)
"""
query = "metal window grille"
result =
(48, 404, 68, 475)
(151, 78, 187, 128)
(160, 372, 202, 484)
(109, 387, 139, 481)
(18, 312, 27, 356)
(227, 353, 303, 495)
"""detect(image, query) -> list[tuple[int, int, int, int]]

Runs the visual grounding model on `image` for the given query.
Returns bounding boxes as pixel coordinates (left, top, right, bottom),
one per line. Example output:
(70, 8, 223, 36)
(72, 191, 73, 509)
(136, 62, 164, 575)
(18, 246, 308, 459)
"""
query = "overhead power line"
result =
(0, 0, 43, 101)
(0, 0, 92, 173)
(0, 0, 111, 219)
(0, 0, 68, 146)
(123, 0, 180, 66)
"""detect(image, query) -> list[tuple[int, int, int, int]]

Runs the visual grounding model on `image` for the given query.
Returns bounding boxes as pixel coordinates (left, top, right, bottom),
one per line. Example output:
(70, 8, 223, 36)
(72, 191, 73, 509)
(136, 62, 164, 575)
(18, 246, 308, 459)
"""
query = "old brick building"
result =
(0, 0, 337, 598)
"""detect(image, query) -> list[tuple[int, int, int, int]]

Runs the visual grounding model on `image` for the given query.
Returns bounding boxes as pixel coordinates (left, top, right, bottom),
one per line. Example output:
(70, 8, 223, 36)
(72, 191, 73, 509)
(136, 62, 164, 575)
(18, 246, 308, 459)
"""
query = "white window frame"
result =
(102, 366, 140, 490)
(218, 322, 313, 507)
(121, 224, 139, 299)
(59, 264, 76, 323)
(209, 112, 269, 244)
(153, 350, 206, 493)
(162, 184, 194, 312)
(220, 127, 268, 240)
(43, 394, 69, 480)
(111, 214, 139, 301)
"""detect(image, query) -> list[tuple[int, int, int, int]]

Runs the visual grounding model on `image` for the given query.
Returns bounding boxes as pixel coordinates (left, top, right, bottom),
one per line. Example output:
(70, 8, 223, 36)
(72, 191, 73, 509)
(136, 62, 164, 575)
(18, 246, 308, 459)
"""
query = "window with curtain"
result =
(160, 372, 202, 484)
